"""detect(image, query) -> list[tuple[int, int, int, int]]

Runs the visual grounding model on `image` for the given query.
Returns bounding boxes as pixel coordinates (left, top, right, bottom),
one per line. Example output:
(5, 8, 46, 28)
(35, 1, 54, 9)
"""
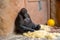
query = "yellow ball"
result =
(47, 19, 55, 26)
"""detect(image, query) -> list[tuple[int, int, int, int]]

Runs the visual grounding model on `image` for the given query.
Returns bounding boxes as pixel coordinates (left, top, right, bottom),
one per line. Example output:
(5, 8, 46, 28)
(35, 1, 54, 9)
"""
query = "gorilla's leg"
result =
(20, 25, 34, 32)
(16, 25, 34, 34)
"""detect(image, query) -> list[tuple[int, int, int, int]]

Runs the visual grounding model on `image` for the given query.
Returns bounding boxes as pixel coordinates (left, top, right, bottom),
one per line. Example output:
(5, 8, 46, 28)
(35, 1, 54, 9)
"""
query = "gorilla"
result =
(15, 8, 41, 34)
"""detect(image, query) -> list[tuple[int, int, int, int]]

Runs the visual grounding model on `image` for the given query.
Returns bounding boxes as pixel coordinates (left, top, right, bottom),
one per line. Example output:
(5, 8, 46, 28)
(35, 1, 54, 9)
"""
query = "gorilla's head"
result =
(19, 8, 27, 15)
(18, 8, 28, 19)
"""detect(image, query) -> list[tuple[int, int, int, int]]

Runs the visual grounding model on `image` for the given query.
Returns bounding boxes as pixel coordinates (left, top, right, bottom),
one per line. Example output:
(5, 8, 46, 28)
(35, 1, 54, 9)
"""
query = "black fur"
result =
(15, 8, 41, 34)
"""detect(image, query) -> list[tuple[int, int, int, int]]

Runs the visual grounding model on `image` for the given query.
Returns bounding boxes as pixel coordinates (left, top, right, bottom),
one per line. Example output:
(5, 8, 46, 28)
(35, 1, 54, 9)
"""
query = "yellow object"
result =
(23, 30, 48, 38)
(23, 30, 60, 39)
(40, 25, 51, 31)
(47, 19, 55, 26)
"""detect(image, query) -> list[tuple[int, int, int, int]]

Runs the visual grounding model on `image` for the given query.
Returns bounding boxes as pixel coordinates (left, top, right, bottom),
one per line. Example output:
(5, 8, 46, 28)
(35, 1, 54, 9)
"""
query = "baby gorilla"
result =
(15, 8, 41, 34)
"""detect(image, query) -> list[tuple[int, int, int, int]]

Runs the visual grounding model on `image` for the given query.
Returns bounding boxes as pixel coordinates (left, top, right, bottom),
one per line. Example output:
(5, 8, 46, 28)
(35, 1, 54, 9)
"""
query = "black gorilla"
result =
(15, 8, 41, 34)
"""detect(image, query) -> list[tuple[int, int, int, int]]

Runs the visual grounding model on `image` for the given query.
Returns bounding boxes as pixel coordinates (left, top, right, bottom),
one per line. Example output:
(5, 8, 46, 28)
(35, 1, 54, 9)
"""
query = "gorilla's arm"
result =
(18, 25, 34, 32)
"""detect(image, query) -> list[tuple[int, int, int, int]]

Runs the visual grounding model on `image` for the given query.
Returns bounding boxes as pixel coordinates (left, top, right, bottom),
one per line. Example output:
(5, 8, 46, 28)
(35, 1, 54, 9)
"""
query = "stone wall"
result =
(0, 0, 24, 37)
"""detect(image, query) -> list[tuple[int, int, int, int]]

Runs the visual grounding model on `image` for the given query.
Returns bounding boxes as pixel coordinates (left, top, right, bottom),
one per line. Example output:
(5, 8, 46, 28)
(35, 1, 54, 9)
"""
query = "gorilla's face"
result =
(20, 8, 27, 15)
(18, 8, 28, 19)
